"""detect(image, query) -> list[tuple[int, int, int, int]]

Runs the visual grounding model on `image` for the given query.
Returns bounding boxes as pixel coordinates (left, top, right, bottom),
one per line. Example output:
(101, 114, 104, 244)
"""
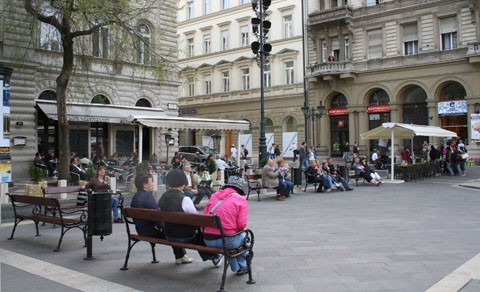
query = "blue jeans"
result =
(446, 162, 454, 175)
(111, 195, 119, 220)
(204, 233, 247, 272)
(279, 179, 293, 197)
(301, 159, 308, 170)
(337, 176, 351, 189)
(322, 175, 333, 188)
(166, 233, 215, 261)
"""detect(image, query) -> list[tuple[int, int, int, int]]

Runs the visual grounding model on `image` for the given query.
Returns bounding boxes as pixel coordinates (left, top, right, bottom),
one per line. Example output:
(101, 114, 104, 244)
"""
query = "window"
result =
(187, 77, 195, 96)
(204, 0, 211, 15)
(403, 23, 418, 55)
(321, 40, 327, 62)
(367, 29, 383, 59)
(222, 0, 229, 9)
(92, 27, 109, 58)
(344, 37, 350, 60)
(137, 24, 151, 65)
(284, 61, 294, 85)
(332, 0, 339, 8)
(221, 30, 229, 51)
(242, 68, 250, 90)
(187, 38, 194, 57)
(367, 0, 381, 6)
(283, 15, 293, 38)
(241, 0, 250, 4)
(440, 17, 458, 51)
(91, 95, 110, 104)
(204, 75, 212, 95)
(331, 37, 340, 60)
(3, 115, 10, 137)
(186, 1, 194, 19)
(203, 34, 211, 54)
(264, 64, 271, 88)
(39, 3, 61, 51)
(222, 71, 230, 92)
(136, 98, 152, 107)
(240, 25, 249, 47)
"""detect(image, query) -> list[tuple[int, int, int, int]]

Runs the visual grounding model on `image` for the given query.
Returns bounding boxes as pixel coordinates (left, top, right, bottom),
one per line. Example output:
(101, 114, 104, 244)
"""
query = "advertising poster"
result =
(0, 147, 11, 183)
(471, 114, 480, 140)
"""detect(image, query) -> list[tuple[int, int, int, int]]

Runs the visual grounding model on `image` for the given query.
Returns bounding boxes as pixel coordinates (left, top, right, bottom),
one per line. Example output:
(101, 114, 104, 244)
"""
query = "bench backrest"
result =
(8, 193, 60, 208)
(247, 174, 262, 181)
(42, 186, 83, 196)
(123, 207, 221, 230)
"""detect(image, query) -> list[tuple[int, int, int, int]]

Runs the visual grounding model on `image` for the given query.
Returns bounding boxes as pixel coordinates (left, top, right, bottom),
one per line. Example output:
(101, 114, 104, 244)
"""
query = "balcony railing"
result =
(309, 6, 352, 26)
(309, 61, 354, 76)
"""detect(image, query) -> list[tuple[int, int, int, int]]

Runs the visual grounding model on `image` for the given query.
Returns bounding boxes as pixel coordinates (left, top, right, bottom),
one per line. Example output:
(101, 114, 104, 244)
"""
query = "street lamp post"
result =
(251, 0, 272, 164)
(165, 133, 172, 166)
(301, 101, 326, 147)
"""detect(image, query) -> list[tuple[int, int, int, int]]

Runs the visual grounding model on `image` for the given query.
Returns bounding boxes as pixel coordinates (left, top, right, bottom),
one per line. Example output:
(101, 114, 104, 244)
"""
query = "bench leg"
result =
(120, 240, 140, 271)
(54, 226, 66, 252)
(246, 250, 256, 285)
(355, 178, 359, 187)
(217, 256, 229, 292)
(304, 183, 308, 192)
(257, 189, 261, 201)
(150, 242, 158, 264)
(34, 221, 41, 236)
(246, 189, 251, 201)
(8, 218, 24, 240)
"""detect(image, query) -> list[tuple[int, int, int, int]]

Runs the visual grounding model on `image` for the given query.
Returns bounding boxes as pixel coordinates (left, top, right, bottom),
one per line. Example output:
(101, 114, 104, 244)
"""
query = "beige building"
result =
(1, 0, 180, 178)
(177, 0, 307, 160)
(307, 0, 480, 157)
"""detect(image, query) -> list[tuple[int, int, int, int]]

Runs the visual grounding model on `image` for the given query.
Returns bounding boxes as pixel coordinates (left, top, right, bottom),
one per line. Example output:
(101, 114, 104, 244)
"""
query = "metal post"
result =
(301, 0, 310, 146)
(311, 113, 315, 146)
(84, 189, 94, 260)
(258, 0, 267, 163)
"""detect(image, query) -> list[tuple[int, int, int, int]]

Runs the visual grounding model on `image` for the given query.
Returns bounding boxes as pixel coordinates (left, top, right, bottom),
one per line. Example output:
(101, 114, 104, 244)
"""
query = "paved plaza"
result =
(2, 168, 480, 291)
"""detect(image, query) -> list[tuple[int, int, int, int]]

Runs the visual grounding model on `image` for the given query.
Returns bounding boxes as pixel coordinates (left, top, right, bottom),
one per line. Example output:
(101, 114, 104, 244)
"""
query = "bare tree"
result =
(23, 0, 173, 179)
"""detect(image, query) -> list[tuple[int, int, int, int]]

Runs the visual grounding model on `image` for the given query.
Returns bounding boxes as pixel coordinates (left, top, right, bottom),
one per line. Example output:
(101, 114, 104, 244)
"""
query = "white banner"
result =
(282, 132, 298, 158)
(438, 100, 467, 116)
(239, 134, 252, 158)
(471, 114, 480, 140)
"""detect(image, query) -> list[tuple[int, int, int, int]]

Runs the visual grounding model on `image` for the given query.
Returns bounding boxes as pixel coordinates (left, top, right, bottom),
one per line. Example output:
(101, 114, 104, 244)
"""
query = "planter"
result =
(25, 181, 48, 197)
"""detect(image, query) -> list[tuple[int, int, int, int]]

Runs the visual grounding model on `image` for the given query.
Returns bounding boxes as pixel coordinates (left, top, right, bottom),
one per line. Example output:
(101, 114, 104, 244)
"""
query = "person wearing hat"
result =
(158, 169, 223, 266)
(203, 176, 249, 275)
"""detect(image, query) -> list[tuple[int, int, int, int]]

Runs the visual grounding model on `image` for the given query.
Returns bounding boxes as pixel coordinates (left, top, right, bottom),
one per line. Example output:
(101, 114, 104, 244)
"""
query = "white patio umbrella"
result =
(360, 123, 458, 182)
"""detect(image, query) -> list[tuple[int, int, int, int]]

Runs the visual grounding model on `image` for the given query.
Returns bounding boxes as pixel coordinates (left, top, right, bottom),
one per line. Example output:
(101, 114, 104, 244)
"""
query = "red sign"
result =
(338, 120, 345, 128)
(367, 104, 390, 113)
(328, 108, 348, 116)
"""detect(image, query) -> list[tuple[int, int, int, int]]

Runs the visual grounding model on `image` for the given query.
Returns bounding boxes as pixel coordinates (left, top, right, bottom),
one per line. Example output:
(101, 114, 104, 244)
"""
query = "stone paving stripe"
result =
(425, 252, 480, 292)
(0, 248, 140, 292)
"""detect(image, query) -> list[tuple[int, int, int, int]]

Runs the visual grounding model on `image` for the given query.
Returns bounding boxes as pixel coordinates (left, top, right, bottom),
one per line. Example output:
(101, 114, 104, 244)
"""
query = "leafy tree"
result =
(23, 0, 173, 179)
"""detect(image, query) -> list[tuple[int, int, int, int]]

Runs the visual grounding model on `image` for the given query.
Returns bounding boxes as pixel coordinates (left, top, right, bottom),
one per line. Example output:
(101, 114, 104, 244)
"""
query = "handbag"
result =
(461, 153, 469, 160)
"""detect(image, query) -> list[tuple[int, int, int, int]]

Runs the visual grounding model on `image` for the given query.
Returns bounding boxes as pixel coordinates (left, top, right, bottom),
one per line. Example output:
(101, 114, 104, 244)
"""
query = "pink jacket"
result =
(203, 187, 248, 235)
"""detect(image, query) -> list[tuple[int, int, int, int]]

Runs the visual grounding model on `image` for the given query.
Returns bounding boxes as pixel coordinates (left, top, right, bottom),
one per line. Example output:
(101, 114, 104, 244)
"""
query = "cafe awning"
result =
(36, 100, 250, 131)
(133, 116, 250, 131)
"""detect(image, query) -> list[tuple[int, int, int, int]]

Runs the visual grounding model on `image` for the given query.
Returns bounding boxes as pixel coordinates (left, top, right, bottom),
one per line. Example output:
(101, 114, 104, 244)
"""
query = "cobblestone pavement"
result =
(2, 167, 480, 292)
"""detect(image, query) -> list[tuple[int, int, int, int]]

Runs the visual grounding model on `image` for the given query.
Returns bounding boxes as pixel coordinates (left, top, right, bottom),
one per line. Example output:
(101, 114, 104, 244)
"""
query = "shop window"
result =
(116, 131, 134, 157)
(369, 90, 389, 105)
(440, 82, 466, 101)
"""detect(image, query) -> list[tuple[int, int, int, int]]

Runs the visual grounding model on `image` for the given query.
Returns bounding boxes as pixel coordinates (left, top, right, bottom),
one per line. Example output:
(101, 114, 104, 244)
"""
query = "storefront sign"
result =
(471, 114, 480, 140)
(179, 108, 197, 115)
(328, 108, 348, 116)
(438, 100, 467, 116)
(367, 104, 390, 113)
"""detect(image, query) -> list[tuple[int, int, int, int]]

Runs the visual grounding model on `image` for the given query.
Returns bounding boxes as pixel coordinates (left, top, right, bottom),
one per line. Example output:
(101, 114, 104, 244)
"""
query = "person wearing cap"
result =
(158, 169, 223, 266)
(203, 176, 249, 275)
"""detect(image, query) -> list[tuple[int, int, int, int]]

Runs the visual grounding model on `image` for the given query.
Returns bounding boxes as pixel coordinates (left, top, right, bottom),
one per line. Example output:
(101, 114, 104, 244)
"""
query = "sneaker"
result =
(114, 218, 124, 223)
(236, 267, 248, 275)
(175, 256, 194, 264)
(212, 254, 223, 267)
(346, 188, 353, 191)
(325, 188, 331, 193)
(335, 183, 341, 187)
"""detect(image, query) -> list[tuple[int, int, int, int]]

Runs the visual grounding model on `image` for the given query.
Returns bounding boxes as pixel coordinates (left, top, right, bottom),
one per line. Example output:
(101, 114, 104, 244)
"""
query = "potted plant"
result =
(84, 163, 96, 183)
(25, 166, 48, 196)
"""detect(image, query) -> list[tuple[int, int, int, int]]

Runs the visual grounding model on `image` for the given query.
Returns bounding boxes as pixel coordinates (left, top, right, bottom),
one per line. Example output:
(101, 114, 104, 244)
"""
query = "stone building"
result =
(177, 0, 307, 159)
(0, 0, 180, 178)
(307, 0, 480, 157)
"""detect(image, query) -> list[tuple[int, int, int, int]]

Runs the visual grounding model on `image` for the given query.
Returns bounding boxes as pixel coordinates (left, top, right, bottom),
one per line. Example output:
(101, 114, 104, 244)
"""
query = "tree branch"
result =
(25, 0, 62, 30)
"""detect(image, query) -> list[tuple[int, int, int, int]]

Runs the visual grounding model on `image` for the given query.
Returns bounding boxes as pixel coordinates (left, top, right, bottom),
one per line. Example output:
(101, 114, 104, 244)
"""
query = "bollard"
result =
(153, 173, 158, 192)
(57, 179, 67, 199)
(1, 182, 8, 204)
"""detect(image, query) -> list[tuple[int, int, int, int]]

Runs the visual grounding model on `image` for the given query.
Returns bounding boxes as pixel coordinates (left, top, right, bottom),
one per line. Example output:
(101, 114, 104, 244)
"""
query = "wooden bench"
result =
(348, 170, 365, 187)
(121, 207, 255, 292)
(246, 174, 279, 201)
(7, 194, 87, 252)
(42, 186, 85, 208)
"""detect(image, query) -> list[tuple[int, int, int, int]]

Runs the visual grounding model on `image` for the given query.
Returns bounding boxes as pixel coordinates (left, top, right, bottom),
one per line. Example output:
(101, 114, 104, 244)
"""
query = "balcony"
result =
(309, 6, 352, 27)
(309, 61, 355, 78)
(467, 42, 480, 63)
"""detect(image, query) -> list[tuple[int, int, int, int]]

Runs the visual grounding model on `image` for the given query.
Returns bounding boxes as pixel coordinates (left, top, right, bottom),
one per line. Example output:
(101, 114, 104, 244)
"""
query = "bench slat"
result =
(131, 234, 224, 254)
(42, 186, 83, 196)
(10, 194, 59, 207)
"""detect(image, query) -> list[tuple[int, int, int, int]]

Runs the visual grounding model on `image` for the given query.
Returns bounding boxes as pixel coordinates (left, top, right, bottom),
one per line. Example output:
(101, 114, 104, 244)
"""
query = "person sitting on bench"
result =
(70, 157, 86, 180)
(158, 169, 223, 266)
(306, 160, 325, 192)
(352, 157, 380, 186)
(262, 159, 284, 201)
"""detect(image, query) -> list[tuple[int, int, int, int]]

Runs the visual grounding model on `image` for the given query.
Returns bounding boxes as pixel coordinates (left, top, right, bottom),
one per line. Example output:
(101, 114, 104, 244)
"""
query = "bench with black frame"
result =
(121, 207, 255, 292)
(7, 194, 87, 252)
(304, 170, 319, 192)
(348, 169, 366, 187)
(246, 173, 279, 201)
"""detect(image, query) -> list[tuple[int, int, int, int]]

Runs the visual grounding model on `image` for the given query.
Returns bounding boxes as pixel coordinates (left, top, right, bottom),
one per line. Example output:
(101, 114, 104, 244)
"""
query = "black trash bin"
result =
(87, 191, 112, 236)
(292, 168, 302, 187)
(337, 166, 348, 182)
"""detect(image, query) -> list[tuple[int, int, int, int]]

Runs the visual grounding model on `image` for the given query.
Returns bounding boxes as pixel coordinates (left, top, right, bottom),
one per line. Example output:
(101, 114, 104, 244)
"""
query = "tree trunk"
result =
(56, 33, 74, 180)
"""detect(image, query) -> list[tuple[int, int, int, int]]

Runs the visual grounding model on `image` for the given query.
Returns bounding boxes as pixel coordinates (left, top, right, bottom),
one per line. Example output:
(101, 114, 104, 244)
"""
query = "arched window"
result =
(136, 98, 152, 107)
(92, 21, 109, 58)
(282, 116, 297, 132)
(331, 93, 348, 108)
(440, 82, 466, 101)
(91, 94, 111, 104)
(137, 23, 151, 65)
(38, 90, 56, 100)
(265, 118, 274, 133)
(369, 89, 390, 105)
(404, 86, 427, 104)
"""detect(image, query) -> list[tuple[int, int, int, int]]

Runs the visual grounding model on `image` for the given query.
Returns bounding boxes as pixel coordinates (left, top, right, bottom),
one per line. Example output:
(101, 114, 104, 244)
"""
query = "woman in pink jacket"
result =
(203, 176, 249, 275)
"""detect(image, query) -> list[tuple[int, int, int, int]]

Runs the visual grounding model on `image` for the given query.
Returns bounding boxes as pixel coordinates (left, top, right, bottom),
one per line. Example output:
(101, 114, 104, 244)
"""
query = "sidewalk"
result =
(2, 167, 480, 291)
